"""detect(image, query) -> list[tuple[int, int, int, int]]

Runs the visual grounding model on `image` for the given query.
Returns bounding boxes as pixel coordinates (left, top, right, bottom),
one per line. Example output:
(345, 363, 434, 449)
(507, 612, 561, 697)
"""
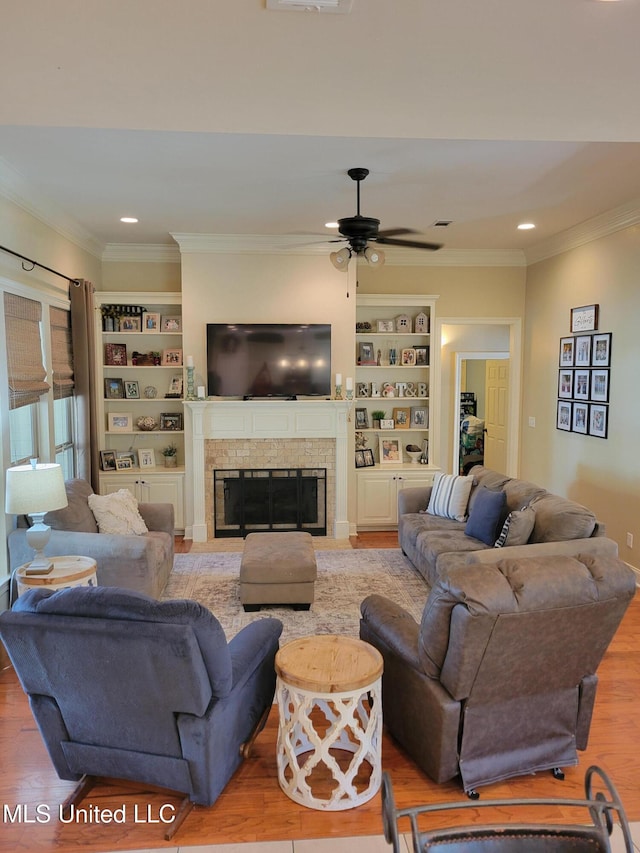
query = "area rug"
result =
(163, 548, 429, 642)
(188, 537, 353, 553)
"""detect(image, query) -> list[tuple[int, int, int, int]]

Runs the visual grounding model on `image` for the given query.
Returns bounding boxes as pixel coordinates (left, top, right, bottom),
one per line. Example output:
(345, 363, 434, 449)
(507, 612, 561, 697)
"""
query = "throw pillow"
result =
(88, 489, 149, 535)
(464, 486, 507, 546)
(42, 478, 99, 533)
(427, 472, 474, 522)
(494, 505, 536, 548)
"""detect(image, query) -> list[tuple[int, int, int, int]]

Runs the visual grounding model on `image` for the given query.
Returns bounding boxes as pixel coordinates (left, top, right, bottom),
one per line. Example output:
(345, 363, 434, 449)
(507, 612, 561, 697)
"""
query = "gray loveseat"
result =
(399, 465, 618, 587)
(8, 479, 174, 598)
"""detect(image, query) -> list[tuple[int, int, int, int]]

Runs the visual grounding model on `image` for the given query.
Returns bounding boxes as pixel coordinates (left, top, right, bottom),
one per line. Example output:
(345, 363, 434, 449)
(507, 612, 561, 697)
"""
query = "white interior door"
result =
(484, 359, 509, 473)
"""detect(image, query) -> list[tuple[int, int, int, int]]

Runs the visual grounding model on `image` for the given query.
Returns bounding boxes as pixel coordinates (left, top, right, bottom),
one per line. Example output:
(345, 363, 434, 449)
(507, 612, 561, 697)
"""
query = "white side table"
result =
(16, 556, 98, 597)
(275, 634, 383, 811)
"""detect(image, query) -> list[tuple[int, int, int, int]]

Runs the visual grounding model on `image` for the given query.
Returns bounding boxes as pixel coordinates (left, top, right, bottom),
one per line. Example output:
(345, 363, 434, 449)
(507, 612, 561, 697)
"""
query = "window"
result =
(9, 404, 39, 465)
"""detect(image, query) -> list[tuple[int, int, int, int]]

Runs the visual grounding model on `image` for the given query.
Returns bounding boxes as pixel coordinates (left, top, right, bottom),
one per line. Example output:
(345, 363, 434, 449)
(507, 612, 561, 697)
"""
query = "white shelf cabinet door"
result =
(99, 471, 185, 531)
(356, 467, 438, 528)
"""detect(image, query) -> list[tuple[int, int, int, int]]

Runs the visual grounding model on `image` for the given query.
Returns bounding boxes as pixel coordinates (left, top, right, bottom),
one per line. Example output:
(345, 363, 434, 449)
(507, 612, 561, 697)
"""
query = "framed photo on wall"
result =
(558, 370, 573, 399)
(590, 369, 610, 403)
(559, 337, 575, 367)
(573, 369, 590, 401)
(589, 404, 608, 439)
(570, 304, 599, 333)
(572, 402, 589, 434)
(592, 333, 612, 367)
(556, 400, 572, 431)
(574, 335, 592, 367)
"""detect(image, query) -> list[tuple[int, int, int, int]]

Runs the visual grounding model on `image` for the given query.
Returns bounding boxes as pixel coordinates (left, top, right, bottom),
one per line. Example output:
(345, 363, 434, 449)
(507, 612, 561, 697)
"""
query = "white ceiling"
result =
(1, 0, 640, 259)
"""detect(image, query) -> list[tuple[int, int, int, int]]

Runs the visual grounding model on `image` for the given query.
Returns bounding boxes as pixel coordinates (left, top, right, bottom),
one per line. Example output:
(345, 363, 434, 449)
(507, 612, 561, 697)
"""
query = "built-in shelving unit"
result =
(94, 292, 185, 530)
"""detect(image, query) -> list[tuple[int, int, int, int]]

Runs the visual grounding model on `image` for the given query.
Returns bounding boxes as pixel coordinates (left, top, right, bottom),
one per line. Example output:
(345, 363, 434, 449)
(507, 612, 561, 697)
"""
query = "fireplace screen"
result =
(213, 468, 327, 537)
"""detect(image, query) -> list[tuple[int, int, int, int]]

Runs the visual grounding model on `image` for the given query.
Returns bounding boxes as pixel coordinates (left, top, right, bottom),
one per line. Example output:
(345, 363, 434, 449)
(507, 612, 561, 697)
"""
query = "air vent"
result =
(266, 0, 353, 12)
(433, 220, 453, 227)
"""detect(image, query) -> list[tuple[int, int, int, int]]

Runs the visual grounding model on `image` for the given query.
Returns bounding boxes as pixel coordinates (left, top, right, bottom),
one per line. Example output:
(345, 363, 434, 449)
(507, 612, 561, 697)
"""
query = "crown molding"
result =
(524, 198, 640, 265)
(0, 156, 104, 259)
(102, 243, 181, 263)
(169, 233, 525, 267)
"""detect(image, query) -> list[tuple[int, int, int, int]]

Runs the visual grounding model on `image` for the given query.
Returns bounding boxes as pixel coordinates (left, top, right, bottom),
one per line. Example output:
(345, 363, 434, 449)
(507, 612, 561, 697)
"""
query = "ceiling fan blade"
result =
(376, 236, 443, 251)
(377, 228, 420, 238)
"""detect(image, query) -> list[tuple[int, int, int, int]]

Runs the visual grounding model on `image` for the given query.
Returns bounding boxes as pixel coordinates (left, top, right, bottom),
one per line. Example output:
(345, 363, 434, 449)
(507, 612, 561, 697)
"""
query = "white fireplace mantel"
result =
(185, 399, 351, 542)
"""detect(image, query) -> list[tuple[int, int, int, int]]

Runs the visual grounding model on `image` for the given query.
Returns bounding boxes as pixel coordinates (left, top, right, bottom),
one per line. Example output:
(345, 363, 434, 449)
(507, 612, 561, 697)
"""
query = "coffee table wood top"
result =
(275, 634, 383, 693)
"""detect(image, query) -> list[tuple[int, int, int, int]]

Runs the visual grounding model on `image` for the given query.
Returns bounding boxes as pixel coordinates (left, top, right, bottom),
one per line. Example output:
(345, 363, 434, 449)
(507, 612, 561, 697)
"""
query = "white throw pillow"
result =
(426, 473, 474, 522)
(88, 489, 149, 535)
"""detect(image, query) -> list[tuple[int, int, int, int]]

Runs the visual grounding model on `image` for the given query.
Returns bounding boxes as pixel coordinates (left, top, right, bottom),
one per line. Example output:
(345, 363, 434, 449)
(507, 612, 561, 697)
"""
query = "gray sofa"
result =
(399, 465, 618, 587)
(8, 479, 174, 598)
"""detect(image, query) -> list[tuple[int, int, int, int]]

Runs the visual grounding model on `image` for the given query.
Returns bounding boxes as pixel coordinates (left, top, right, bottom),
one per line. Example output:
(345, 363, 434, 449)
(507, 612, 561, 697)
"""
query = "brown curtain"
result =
(50, 306, 74, 399)
(70, 280, 99, 490)
(4, 292, 50, 408)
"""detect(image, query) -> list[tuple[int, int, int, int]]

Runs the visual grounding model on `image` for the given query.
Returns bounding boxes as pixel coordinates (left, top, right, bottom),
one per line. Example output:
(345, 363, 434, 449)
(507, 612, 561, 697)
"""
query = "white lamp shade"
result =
(5, 463, 68, 516)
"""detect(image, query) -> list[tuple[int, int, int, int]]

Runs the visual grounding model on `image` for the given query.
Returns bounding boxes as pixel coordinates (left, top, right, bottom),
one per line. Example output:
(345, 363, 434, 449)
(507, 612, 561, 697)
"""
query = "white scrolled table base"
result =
(276, 677, 382, 810)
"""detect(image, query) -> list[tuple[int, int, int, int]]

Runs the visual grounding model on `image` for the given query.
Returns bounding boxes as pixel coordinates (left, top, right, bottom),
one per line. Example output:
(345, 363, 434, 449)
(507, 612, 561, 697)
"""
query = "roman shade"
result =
(4, 292, 50, 409)
(50, 305, 74, 399)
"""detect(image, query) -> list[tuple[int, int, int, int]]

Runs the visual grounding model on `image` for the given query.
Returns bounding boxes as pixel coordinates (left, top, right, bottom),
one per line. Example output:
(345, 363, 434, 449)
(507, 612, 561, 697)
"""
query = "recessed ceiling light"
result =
(517, 222, 536, 231)
(120, 216, 138, 224)
(325, 221, 339, 229)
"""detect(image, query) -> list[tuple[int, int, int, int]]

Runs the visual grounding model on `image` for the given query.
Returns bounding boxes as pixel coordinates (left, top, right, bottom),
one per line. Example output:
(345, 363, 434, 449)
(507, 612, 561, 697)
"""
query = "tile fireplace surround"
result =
(185, 400, 351, 542)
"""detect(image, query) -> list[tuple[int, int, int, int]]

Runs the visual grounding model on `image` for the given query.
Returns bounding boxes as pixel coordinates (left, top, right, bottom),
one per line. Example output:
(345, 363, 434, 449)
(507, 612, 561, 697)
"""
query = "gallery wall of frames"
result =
(557, 304, 611, 439)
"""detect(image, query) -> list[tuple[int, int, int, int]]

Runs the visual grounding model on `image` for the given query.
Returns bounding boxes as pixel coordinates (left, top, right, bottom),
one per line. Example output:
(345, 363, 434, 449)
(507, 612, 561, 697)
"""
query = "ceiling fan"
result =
(329, 167, 443, 271)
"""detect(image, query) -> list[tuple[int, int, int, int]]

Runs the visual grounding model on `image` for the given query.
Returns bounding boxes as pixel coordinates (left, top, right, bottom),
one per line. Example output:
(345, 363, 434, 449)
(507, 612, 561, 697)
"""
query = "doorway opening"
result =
(454, 352, 510, 475)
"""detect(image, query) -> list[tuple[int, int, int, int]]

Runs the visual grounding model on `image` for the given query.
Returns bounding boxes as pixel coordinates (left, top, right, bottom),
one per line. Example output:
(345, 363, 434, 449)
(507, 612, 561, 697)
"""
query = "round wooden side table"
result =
(16, 556, 98, 597)
(274, 633, 383, 810)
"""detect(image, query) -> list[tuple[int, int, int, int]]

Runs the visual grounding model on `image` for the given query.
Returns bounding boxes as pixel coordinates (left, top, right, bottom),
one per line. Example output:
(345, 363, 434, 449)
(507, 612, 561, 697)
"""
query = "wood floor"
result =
(1, 532, 639, 852)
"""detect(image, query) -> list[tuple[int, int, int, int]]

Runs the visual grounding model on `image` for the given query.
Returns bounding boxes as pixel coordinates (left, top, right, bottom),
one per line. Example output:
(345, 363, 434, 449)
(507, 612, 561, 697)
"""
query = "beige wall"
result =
(522, 226, 640, 569)
(101, 260, 181, 293)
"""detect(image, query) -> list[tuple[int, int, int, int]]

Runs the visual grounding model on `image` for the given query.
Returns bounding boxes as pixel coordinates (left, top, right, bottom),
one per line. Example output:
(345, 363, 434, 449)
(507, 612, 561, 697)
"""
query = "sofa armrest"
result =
(360, 594, 422, 670)
(465, 536, 619, 566)
(138, 502, 174, 536)
(398, 486, 432, 516)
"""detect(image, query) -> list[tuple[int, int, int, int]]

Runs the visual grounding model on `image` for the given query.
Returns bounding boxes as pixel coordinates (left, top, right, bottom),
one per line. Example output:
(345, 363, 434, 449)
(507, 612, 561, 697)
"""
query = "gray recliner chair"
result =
(0, 585, 283, 839)
(360, 552, 636, 796)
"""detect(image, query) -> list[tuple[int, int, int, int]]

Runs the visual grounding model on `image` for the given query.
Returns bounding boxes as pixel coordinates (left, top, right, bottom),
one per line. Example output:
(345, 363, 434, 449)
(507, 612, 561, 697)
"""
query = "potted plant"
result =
(161, 443, 178, 468)
(371, 410, 386, 430)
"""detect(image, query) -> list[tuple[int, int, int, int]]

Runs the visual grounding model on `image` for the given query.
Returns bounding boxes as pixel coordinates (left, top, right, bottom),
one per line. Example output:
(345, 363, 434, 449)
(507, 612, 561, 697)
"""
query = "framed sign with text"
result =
(570, 304, 599, 333)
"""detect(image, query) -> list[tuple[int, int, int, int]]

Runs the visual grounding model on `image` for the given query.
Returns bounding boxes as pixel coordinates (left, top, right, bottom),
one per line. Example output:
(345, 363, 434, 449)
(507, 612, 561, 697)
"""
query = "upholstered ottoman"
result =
(240, 531, 317, 612)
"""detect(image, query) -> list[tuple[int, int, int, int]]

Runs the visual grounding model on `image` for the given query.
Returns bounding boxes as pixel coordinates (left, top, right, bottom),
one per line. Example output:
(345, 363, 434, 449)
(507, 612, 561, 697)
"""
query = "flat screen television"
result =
(206, 323, 332, 399)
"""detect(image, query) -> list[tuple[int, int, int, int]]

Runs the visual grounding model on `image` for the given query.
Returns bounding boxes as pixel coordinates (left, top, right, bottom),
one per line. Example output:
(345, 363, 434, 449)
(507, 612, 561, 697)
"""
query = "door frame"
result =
(454, 351, 509, 475)
(433, 316, 522, 478)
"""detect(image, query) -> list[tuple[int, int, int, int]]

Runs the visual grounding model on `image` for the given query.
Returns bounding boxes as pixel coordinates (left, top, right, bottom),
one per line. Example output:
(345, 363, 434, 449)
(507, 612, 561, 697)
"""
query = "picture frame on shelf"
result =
(380, 418, 395, 430)
(377, 319, 394, 333)
(572, 402, 589, 434)
(100, 450, 117, 471)
(132, 350, 161, 366)
(414, 346, 429, 366)
(107, 412, 133, 432)
(168, 375, 183, 396)
(116, 450, 138, 468)
(574, 335, 592, 367)
(570, 304, 599, 333)
(162, 348, 183, 366)
(573, 369, 590, 401)
(589, 404, 608, 439)
(392, 406, 410, 428)
(559, 337, 575, 367)
(104, 378, 124, 399)
(590, 369, 610, 403)
(592, 332, 612, 367)
(379, 436, 401, 463)
(357, 341, 376, 365)
(115, 457, 134, 471)
(411, 406, 428, 427)
(124, 380, 140, 399)
(160, 412, 183, 431)
(355, 408, 369, 429)
(104, 343, 127, 366)
(143, 312, 161, 332)
(401, 348, 416, 366)
(355, 449, 366, 469)
(120, 316, 141, 333)
(558, 369, 573, 399)
(556, 400, 572, 431)
(362, 448, 375, 467)
(138, 448, 156, 469)
(161, 316, 182, 332)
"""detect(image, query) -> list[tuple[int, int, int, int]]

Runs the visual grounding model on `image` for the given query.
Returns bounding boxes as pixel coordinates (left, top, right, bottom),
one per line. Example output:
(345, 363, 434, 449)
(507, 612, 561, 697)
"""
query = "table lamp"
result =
(5, 460, 68, 573)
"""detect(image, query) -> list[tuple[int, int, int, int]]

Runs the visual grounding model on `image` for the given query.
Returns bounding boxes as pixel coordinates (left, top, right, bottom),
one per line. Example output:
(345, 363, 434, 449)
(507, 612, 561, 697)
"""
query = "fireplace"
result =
(185, 399, 350, 542)
(214, 468, 327, 537)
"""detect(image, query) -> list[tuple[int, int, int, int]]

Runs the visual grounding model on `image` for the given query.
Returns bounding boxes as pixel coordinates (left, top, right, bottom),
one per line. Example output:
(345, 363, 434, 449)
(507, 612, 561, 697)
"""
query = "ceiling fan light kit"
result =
(328, 167, 443, 271)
